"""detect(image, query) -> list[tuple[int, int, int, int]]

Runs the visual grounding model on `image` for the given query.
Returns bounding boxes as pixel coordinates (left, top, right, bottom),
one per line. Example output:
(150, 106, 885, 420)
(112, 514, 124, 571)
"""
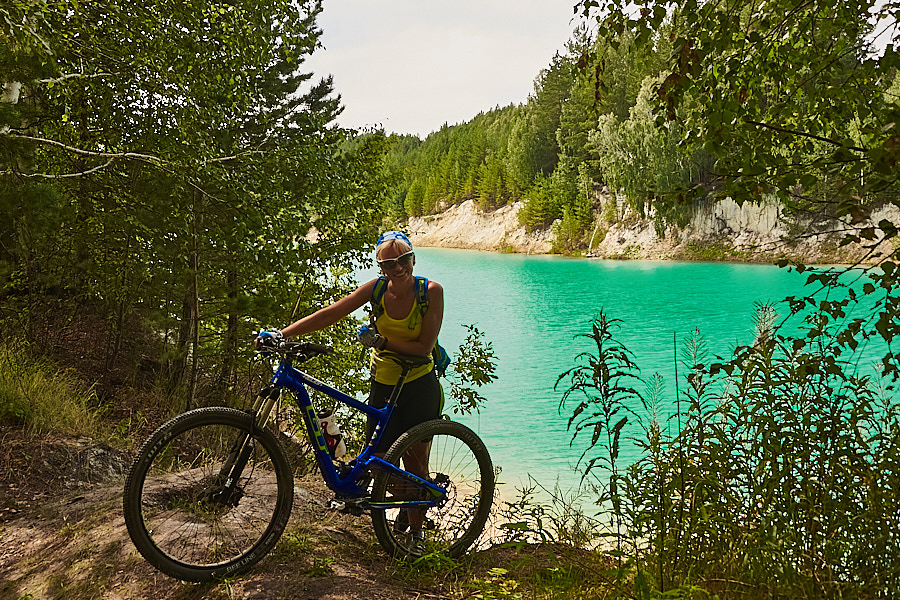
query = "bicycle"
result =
(122, 340, 495, 582)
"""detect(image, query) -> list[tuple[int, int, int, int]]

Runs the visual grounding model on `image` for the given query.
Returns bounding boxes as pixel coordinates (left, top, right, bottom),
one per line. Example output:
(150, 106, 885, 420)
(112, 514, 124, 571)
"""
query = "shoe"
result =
(408, 530, 426, 555)
(329, 494, 367, 516)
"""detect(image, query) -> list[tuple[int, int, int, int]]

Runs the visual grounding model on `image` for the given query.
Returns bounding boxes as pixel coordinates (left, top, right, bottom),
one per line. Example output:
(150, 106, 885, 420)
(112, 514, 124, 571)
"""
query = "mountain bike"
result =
(122, 341, 495, 582)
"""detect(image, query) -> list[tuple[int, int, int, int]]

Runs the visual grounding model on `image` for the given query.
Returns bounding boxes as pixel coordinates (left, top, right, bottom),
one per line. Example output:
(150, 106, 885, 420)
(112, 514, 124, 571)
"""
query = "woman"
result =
(260, 231, 443, 539)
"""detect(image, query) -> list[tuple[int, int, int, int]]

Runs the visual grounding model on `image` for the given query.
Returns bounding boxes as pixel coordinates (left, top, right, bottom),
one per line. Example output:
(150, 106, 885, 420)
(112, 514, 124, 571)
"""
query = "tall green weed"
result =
(560, 294, 900, 598)
(496, 480, 601, 550)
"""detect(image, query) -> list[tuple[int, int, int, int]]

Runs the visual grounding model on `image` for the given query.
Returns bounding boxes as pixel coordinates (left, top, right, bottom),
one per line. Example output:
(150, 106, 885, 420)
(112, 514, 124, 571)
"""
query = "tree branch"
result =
(743, 120, 869, 153)
(37, 72, 117, 84)
(5, 133, 165, 164)
(7, 158, 116, 179)
(2, 133, 272, 181)
(205, 149, 266, 163)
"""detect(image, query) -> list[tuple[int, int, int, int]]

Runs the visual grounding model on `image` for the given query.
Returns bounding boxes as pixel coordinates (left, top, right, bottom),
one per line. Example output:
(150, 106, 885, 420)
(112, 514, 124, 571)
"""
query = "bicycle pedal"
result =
(329, 497, 366, 515)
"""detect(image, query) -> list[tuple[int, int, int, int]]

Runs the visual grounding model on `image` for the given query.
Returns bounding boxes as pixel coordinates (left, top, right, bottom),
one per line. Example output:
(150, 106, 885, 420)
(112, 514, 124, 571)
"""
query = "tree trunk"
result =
(186, 192, 201, 409)
(188, 242, 200, 409)
(218, 263, 239, 390)
(0, 82, 21, 134)
(171, 285, 194, 395)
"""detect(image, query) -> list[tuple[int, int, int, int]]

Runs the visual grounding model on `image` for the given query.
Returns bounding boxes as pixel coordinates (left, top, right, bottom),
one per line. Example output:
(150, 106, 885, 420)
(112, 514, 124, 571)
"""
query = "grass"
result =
(273, 526, 316, 557)
(0, 331, 641, 599)
(553, 308, 900, 599)
(0, 343, 102, 438)
(381, 542, 614, 599)
(369, 481, 616, 599)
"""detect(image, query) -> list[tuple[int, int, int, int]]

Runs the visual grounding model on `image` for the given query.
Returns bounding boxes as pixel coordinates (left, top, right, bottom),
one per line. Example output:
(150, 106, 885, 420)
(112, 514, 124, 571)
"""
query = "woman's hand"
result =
(254, 329, 284, 351)
(358, 325, 387, 350)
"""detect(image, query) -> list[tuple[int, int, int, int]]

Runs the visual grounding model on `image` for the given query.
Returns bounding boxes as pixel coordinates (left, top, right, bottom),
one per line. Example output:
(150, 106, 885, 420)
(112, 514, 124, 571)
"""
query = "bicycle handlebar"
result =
(258, 340, 333, 362)
(258, 340, 430, 370)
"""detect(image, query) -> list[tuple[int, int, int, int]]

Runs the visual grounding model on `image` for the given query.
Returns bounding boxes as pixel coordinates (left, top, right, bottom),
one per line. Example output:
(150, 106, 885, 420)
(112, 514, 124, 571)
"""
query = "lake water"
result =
(358, 248, 878, 501)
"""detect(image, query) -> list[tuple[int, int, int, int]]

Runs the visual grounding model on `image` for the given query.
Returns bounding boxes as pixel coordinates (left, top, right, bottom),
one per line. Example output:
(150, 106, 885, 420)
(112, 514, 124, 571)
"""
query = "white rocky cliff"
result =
(407, 200, 553, 254)
(405, 197, 900, 264)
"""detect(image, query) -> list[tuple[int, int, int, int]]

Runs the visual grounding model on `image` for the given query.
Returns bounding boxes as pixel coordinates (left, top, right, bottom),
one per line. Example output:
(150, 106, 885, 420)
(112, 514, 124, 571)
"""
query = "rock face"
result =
(406, 197, 900, 264)
(592, 197, 790, 261)
(407, 200, 553, 254)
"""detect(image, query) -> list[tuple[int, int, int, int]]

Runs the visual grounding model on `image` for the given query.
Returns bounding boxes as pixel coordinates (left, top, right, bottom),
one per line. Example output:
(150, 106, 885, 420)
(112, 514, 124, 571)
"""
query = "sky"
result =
(304, 0, 586, 138)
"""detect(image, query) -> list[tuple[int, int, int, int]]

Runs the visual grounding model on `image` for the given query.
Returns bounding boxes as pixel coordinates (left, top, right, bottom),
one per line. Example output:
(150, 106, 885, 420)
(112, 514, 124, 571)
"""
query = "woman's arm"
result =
(280, 279, 376, 339)
(382, 280, 444, 357)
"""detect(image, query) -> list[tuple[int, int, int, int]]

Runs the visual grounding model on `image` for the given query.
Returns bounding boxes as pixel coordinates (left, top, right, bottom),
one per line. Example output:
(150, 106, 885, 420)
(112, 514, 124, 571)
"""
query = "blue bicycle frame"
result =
(266, 355, 446, 509)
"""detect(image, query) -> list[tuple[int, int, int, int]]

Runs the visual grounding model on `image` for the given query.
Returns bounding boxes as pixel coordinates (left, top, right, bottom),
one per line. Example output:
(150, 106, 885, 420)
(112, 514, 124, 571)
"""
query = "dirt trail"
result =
(0, 430, 614, 600)
(0, 472, 441, 600)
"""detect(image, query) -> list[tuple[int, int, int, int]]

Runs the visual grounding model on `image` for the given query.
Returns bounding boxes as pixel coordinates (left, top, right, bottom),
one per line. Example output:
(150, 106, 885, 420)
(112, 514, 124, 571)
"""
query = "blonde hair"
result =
(376, 238, 412, 261)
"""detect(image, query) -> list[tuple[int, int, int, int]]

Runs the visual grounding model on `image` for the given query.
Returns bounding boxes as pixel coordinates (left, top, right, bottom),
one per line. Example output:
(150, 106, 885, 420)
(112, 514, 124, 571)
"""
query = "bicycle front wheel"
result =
(371, 419, 494, 559)
(123, 407, 294, 581)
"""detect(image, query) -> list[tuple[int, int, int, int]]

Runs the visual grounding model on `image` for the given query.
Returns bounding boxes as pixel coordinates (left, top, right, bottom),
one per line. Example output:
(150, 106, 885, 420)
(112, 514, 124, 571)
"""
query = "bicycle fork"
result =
(214, 386, 281, 504)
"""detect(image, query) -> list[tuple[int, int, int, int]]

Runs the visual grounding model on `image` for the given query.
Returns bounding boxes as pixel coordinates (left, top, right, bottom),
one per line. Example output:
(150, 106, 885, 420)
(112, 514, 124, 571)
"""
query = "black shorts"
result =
(366, 369, 442, 453)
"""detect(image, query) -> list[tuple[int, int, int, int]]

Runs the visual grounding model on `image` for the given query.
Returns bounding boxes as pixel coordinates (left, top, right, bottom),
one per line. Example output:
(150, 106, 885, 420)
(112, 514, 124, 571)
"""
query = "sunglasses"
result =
(377, 251, 414, 270)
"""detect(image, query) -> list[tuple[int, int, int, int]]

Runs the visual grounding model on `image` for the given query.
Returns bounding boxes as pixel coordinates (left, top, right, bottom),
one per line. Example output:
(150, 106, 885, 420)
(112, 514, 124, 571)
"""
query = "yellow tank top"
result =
(370, 298, 434, 385)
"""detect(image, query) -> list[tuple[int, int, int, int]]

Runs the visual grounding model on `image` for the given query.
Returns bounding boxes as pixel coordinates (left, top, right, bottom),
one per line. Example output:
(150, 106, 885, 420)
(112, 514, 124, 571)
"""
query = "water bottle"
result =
(317, 407, 347, 459)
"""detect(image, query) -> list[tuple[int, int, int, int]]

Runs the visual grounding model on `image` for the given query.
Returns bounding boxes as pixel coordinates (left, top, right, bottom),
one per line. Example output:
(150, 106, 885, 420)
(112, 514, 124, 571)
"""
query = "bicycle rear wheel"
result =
(371, 419, 494, 559)
(123, 407, 293, 581)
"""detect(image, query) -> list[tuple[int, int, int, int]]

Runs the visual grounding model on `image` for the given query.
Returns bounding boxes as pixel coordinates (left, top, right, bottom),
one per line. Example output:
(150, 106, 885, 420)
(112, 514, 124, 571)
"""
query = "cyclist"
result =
(258, 230, 443, 541)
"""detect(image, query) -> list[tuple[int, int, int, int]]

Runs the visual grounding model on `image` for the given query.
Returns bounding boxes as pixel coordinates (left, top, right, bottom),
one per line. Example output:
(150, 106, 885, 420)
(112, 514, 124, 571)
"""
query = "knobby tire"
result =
(370, 419, 494, 559)
(123, 407, 294, 582)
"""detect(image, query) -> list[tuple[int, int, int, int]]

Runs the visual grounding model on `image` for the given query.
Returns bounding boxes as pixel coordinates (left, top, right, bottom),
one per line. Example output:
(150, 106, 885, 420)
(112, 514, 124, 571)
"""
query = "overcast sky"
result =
(304, 0, 585, 137)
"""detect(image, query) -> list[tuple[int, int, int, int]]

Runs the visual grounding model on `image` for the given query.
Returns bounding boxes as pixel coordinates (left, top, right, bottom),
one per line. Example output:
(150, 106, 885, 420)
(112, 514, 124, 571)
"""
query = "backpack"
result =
(370, 275, 451, 377)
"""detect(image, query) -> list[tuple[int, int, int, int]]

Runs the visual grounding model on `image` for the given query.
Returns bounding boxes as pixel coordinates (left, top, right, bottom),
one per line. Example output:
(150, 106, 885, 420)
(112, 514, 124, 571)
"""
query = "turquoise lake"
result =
(357, 248, 881, 500)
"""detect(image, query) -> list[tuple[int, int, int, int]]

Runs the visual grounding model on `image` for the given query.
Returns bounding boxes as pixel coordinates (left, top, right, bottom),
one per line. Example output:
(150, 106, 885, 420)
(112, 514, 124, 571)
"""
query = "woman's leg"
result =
(401, 438, 432, 532)
(371, 371, 441, 534)
(395, 372, 441, 534)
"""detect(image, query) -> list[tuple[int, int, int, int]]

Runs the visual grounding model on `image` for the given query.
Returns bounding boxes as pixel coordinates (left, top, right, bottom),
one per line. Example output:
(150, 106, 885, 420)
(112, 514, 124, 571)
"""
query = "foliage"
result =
(376, 0, 900, 256)
(376, 17, 702, 248)
(0, 342, 101, 437)
(444, 324, 498, 415)
(379, 33, 603, 236)
(382, 107, 525, 219)
(1, 0, 386, 409)
(558, 9, 900, 592)
(579, 0, 900, 220)
(555, 312, 643, 563)
(556, 313, 642, 480)
(464, 567, 522, 600)
(518, 167, 576, 232)
(496, 480, 601, 550)
(561, 296, 900, 598)
(551, 164, 596, 252)
(589, 74, 700, 225)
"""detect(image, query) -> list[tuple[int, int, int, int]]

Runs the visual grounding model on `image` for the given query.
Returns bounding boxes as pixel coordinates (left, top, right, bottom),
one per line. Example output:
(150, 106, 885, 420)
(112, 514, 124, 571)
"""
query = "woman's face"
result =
(377, 242, 414, 280)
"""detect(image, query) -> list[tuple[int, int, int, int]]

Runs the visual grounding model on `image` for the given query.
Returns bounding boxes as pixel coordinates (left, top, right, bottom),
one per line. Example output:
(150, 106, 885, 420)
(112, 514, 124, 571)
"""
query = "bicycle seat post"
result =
(386, 363, 414, 406)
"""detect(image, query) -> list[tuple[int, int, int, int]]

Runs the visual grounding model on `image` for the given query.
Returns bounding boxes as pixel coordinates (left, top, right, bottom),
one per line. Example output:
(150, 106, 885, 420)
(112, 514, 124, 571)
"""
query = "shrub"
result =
(560, 290, 900, 597)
